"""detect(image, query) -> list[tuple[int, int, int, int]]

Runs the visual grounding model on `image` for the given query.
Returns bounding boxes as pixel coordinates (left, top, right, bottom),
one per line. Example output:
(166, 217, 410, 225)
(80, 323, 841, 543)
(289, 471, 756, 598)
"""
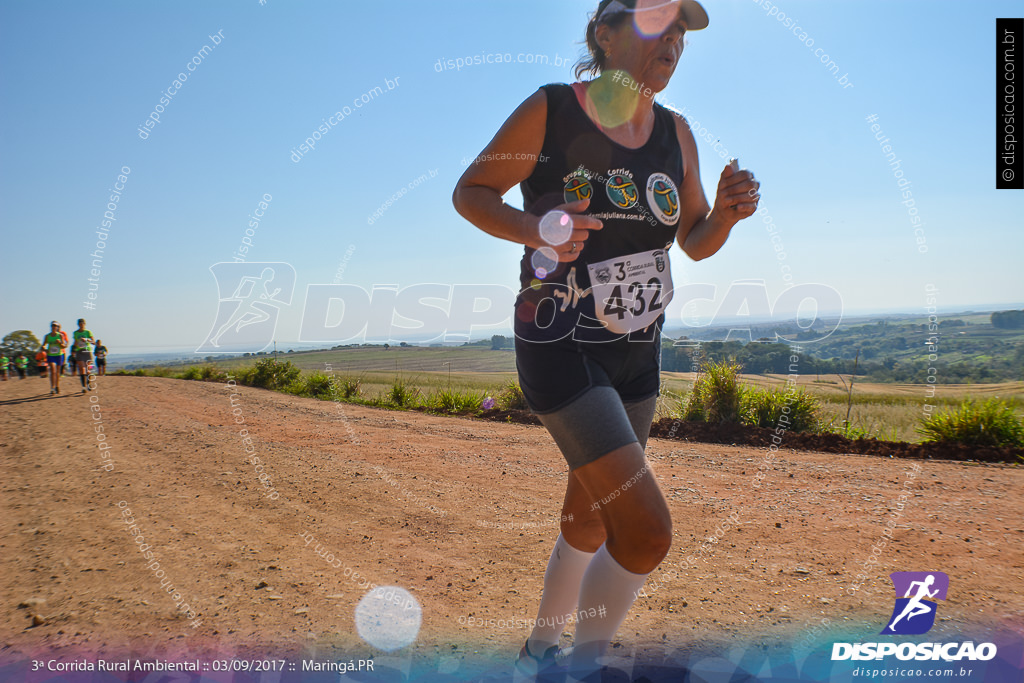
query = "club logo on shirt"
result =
(646, 172, 680, 225)
(605, 168, 639, 209)
(564, 172, 593, 203)
(654, 250, 666, 272)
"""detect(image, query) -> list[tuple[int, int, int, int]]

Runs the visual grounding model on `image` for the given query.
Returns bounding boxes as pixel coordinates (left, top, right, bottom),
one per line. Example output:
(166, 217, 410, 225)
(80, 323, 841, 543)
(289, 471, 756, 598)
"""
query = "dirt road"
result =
(2, 375, 1022, 675)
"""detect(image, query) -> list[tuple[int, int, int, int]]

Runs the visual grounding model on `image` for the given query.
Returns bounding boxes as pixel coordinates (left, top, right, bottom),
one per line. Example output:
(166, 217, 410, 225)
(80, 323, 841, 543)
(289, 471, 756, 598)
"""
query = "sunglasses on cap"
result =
(596, 0, 709, 31)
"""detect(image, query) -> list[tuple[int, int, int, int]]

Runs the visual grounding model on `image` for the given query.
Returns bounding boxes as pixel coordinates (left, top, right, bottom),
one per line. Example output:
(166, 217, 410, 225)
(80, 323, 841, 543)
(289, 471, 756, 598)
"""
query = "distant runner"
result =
(0, 354, 8, 381)
(72, 318, 95, 392)
(59, 326, 71, 375)
(35, 349, 48, 378)
(42, 321, 67, 394)
(93, 340, 109, 376)
(14, 354, 28, 379)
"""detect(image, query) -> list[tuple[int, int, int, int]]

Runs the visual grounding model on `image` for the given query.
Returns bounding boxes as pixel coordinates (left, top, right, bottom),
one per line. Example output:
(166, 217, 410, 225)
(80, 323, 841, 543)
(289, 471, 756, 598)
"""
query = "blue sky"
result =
(1, 0, 1021, 354)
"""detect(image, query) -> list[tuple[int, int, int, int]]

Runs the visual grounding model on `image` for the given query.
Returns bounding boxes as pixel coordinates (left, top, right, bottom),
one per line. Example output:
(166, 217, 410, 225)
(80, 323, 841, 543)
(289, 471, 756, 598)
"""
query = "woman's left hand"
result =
(713, 163, 760, 221)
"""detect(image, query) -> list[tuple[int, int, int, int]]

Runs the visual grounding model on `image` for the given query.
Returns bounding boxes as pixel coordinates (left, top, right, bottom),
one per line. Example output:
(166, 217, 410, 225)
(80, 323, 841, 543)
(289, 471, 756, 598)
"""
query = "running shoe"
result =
(559, 649, 633, 683)
(513, 641, 562, 683)
(562, 665, 624, 683)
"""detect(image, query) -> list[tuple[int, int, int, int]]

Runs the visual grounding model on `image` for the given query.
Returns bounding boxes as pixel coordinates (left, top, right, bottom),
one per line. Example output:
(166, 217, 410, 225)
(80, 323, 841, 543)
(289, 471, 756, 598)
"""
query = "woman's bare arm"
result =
(452, 89, 604, 261)
(452, 90, 549, 248)
(672, 115, 759, 261)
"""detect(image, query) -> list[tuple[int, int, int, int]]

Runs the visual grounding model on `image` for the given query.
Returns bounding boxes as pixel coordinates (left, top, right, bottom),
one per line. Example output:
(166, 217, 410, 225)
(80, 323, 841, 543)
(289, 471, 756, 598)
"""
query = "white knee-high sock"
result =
(526, 533, 596, 652)
(568, 543, 649, 681)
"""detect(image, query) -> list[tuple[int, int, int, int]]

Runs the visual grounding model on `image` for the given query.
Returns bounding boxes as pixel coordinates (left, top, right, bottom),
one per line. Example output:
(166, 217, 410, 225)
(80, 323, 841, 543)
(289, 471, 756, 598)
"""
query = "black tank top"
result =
(515, 82, 685, 343)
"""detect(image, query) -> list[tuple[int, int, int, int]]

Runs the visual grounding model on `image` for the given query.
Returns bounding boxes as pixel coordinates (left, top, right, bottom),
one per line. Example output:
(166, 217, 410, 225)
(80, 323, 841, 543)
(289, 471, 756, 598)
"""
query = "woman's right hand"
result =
(529, 198, 604, 262)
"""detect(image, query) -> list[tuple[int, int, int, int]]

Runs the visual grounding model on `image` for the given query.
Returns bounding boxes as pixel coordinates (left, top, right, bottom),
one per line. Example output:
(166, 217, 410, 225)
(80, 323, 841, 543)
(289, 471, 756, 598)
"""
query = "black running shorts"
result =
(515, 333, 662, 469)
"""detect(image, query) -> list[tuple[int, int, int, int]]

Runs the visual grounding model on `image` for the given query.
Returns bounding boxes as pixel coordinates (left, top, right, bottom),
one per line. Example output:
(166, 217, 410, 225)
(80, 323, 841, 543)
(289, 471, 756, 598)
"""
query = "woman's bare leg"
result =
(567, 441, 671, 680)
(522, 471, 607, 656)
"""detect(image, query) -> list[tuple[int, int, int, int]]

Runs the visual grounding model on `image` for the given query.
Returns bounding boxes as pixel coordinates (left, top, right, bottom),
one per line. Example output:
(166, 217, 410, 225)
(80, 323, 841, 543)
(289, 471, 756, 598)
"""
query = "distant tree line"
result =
(660, 340, 868, 376)
(992, 310, 1024, 329)
(659, 338, 1024, 384)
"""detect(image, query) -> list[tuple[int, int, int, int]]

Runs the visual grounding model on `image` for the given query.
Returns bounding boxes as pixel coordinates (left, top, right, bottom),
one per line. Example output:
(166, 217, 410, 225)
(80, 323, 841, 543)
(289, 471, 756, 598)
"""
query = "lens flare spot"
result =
(586, 73, 640, 128)
(539, 210, 573, 245)
(531, 247, 559, 276)
(632, 0, 681, 37)
(355, 586, 421, 652)
(530, 278, 543, 290)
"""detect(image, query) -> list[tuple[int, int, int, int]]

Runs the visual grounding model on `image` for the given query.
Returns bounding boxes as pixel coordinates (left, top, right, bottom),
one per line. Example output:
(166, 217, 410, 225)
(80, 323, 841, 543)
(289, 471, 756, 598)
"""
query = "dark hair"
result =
(574, 9, 631, 80)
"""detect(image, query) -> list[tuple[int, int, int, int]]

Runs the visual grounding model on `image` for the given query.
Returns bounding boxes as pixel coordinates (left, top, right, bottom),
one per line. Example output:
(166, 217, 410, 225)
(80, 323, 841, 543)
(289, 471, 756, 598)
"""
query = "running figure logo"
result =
(564, 175, 593, 202)
(645, 173, 680, 225)
(881, 571, 949, 635)
(606, 173, 639, 209)
(197, 263, 296, 353)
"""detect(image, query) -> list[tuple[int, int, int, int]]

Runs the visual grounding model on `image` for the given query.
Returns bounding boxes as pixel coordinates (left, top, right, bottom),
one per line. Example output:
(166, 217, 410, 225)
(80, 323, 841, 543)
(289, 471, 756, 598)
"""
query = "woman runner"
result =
(42, 322, 67, 394)
(72, 318, 95, 392)
(453, 1, 759, 680)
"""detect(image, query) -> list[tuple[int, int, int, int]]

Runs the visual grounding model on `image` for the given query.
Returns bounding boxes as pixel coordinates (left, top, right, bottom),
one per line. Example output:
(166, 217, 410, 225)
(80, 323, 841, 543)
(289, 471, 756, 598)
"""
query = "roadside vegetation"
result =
(116, 358, 1023, 448)
(115, 358, 518, 416)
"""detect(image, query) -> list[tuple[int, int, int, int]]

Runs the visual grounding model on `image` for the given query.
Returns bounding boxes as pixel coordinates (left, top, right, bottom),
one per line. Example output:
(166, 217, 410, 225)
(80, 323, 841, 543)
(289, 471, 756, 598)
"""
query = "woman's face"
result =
(599, 6, 687, 93)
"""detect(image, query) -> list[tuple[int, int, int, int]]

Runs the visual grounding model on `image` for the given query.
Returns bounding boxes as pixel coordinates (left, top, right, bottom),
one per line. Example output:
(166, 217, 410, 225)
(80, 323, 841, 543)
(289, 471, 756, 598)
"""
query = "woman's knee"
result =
(614, 514, 672, 562)
(561, 514, 605, 549)
(645, 518, 673, 559)
(644, 513, 673, 546)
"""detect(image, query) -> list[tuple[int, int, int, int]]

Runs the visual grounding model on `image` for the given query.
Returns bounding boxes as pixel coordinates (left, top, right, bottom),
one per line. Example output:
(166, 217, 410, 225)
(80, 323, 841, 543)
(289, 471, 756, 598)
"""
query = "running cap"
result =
(51, 321, 59, 326)
(597, 0, 708, 31)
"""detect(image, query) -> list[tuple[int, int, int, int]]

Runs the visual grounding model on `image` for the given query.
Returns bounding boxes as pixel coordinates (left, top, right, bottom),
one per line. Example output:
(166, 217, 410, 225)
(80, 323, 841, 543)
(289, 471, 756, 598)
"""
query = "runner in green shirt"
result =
(73, 318, 95, 392)
(0, 355, 8, 381)
(42, 321, 67, 394)
(14, 354, 28, 379)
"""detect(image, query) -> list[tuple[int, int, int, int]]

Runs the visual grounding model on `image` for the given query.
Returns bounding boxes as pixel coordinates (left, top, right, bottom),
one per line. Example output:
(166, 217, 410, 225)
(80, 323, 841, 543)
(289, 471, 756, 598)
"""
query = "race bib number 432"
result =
(587, 248, 673, 334)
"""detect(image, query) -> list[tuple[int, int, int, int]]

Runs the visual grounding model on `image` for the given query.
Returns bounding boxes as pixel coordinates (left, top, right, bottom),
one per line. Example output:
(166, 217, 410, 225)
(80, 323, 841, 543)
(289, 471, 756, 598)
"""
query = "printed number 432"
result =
(603, 278, 663, 319)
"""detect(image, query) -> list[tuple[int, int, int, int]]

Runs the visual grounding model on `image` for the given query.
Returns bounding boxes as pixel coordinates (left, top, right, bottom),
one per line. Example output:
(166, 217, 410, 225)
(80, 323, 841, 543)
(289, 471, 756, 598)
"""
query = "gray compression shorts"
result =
(536, 388, 658, 470)
(515, 331, 662, 470)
